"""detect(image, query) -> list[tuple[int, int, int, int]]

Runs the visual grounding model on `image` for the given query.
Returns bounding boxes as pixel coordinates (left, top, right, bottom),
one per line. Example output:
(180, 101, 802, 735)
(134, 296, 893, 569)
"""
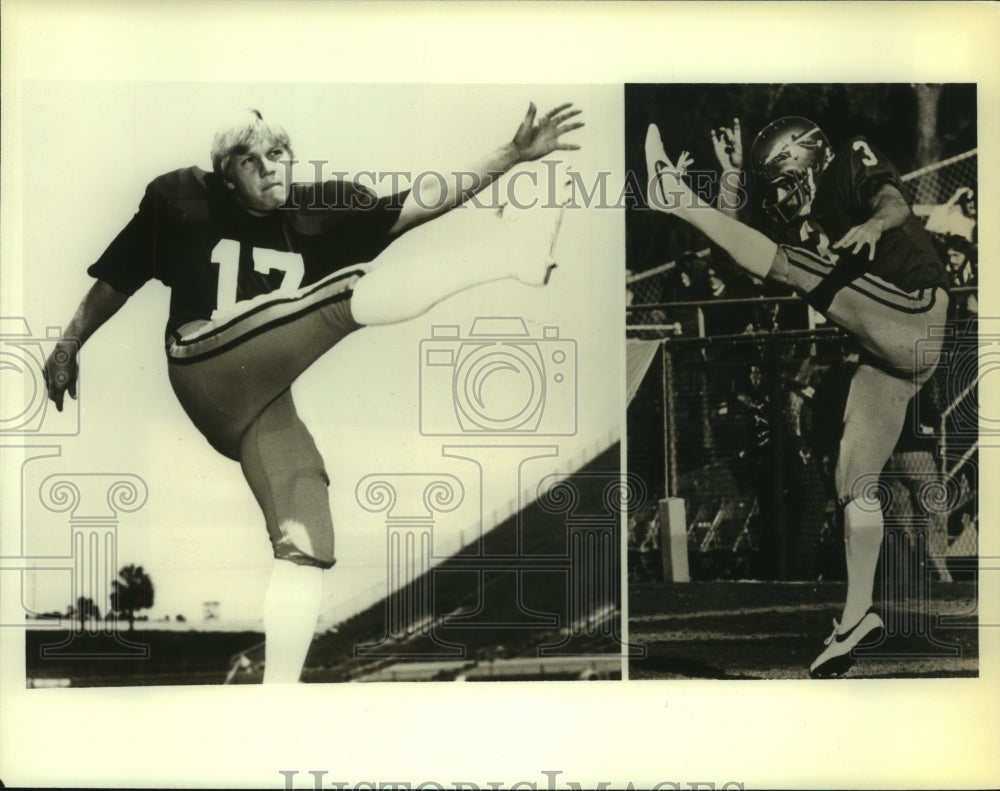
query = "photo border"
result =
(2, 1, 998, 788)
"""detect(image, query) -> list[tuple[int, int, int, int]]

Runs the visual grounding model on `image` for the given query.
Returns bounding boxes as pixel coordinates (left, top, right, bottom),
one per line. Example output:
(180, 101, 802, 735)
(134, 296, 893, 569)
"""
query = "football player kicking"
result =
(42, 102, 582, 683)
(645, 118, 950, 678)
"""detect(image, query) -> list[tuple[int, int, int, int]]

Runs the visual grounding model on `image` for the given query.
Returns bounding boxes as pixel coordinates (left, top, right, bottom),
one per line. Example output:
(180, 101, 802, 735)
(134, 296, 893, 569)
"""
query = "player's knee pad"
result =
(273, 518, 336, 569)
(805, 270, 856, 313)
(269, 463, 336, 568)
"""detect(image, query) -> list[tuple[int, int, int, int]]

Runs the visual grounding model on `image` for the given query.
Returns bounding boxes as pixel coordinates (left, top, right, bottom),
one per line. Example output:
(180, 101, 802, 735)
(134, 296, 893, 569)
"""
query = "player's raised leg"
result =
(170, 192, 569, 458)
(351, 183, 569, 326)
(645, 123, 780, 280)
(645, 126, 950, 377)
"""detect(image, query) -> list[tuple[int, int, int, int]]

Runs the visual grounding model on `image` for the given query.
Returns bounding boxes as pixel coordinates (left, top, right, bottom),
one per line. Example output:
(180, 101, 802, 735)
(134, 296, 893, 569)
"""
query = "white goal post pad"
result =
(657, 497, 690, 583)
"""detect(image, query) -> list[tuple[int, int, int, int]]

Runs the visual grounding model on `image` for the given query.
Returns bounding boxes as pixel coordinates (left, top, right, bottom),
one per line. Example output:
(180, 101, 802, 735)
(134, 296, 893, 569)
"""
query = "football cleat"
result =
(499, 166, 570, 287)
(809, 608, 885, 679)
(645, 123, 693, 213)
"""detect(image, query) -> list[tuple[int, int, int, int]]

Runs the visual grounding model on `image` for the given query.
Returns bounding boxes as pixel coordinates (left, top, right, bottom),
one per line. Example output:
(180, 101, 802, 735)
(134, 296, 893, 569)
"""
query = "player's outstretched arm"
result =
(44, 280, 129, 411)
(389, 102, 583, 235)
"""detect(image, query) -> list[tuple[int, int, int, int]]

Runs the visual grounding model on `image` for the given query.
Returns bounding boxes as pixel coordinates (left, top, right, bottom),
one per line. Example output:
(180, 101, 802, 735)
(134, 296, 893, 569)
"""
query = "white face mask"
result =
(798, 167, 817, 217)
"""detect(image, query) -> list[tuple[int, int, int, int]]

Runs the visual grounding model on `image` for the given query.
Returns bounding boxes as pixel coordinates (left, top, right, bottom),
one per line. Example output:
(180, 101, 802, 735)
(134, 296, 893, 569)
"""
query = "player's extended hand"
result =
(511, 102, 584, 162)
(710, 118, 743, 171)
(833, 218, 885, 262)
(43, 340, 79, 412)
(948, 186, 974, 205)
(675, 150, 694, 175)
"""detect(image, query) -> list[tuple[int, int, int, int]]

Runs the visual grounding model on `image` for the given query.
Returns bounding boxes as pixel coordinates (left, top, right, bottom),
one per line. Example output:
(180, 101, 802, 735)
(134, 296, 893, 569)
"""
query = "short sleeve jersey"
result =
(770, 136, 949, 293)
(88, 167, 407, 338)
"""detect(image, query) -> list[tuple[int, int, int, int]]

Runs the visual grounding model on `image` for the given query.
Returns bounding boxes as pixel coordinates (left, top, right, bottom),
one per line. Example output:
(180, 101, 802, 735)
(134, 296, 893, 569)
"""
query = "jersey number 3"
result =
(852, 140, 879, 166)
(212, 239, 304, 314)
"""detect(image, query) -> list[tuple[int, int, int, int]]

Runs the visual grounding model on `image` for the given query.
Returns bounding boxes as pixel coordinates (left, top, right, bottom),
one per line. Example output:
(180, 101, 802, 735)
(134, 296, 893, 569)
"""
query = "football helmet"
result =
(750, 116, 832, 224)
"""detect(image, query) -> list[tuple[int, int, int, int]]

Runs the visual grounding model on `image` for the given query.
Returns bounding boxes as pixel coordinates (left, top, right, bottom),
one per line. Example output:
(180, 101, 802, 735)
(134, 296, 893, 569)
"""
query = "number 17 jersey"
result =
(87, 167, 407, 340)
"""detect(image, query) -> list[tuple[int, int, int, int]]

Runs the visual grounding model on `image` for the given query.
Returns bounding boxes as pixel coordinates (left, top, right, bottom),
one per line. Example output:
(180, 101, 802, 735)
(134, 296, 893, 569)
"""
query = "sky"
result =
(7, 81, 625, 626)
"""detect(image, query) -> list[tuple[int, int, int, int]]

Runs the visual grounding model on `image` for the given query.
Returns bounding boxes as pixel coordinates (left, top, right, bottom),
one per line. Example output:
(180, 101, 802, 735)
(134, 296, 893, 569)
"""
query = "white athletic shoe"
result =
(809, 608, 885, 679)
(644, 123, 695, 213)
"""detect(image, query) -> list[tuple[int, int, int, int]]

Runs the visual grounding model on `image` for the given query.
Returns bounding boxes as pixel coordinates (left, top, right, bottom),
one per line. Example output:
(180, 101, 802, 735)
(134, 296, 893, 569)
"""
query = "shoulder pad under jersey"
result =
(288, 179, 379, 211)
(146, 166, 212, 224)
(287, 179, 384, 236)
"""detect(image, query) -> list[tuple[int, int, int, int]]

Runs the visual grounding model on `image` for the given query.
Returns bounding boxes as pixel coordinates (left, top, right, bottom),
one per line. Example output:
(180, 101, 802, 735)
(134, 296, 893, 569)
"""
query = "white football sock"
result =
(676, 205, 779, 280)
(350, 245, 510, 325)
(840, 497, 884, 630)
(262, 559, 324, 684)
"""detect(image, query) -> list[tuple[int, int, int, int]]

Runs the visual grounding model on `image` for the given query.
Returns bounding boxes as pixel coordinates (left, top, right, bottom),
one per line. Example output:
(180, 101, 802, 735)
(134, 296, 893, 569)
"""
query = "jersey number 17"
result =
(212, 239, 305, 314)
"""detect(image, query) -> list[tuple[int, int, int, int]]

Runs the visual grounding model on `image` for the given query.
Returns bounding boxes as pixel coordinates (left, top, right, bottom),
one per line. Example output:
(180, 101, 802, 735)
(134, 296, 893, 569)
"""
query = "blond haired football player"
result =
(44, 103, 582, 683)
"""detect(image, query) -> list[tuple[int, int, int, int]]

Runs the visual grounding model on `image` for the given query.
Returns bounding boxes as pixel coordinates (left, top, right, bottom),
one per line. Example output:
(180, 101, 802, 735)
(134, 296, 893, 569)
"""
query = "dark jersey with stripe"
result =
(88, 167, 407, 338)
(768, 137, 949, 294)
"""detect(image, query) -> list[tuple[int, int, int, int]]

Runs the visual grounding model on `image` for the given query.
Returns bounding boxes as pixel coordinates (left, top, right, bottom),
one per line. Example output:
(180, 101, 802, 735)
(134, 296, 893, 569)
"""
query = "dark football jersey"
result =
(769, 137, 949, 294)
(88, 167, 408, 337)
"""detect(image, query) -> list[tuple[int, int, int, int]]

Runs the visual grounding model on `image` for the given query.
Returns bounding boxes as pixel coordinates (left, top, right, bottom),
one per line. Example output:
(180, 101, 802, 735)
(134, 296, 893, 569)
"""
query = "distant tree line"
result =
(39, 564, 157, 632)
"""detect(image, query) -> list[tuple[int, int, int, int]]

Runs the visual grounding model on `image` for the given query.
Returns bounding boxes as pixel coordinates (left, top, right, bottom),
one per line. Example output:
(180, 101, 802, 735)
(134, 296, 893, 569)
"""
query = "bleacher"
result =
(294, 442, 631, 682)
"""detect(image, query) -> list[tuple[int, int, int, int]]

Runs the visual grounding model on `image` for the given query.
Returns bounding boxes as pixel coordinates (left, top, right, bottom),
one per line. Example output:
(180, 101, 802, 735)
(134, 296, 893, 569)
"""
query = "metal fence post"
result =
(662, 341, 677, 499)
(766, 339, 788, 580)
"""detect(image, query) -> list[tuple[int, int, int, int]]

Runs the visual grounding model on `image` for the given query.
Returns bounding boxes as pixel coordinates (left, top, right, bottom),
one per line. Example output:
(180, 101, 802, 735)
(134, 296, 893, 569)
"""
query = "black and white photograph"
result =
(2, 2, 999, 789)
(5, 80, 626, 688)
(624, 83, 982, 680)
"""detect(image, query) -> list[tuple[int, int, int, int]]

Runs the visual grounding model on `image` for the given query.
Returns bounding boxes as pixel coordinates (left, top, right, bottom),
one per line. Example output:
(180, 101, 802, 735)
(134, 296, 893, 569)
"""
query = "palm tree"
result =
(74, 596, 101, 630)
(109, 564, 154, 631)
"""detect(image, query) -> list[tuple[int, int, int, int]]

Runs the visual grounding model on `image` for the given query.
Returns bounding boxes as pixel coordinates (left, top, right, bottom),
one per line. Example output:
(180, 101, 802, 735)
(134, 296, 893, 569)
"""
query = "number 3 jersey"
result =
(768, 136, 949, 295)
(87, 167, 407, 340)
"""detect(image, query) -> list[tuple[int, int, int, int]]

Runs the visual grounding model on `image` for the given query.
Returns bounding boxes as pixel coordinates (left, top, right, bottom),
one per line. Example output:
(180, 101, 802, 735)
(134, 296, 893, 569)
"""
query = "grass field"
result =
(25, 629, 264, 687)
(627, 580, 979, 680)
